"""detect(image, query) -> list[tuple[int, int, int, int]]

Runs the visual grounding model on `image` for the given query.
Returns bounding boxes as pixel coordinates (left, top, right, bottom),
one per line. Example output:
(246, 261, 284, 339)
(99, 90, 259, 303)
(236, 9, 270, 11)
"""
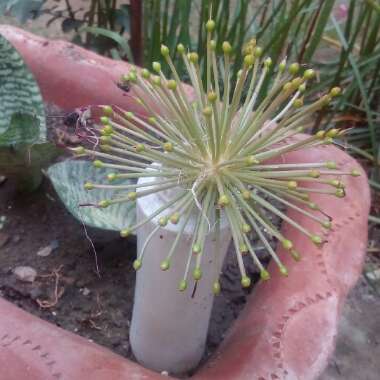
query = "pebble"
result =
(13, 266, 37, 283)
(37, 240, 59, 257)
(0, 175, 6, 185)
(0, 232, 10, 248)
(366, 269, 380, 282)
(81, 287, 91, 296)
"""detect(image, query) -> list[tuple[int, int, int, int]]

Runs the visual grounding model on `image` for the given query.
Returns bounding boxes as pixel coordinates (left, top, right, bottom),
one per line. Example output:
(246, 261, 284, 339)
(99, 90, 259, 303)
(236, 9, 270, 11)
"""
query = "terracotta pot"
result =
(0, 26, 370, 380)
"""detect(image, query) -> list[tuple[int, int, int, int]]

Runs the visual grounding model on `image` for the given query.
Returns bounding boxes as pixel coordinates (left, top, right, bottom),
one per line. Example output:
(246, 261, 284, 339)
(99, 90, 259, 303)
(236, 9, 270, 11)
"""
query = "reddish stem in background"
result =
(130, 0, 143, 65)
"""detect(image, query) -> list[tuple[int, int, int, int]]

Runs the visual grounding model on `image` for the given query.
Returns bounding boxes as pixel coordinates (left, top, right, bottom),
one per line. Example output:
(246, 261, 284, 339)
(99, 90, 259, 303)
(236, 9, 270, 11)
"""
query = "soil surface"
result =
(0, 173, 271, 372)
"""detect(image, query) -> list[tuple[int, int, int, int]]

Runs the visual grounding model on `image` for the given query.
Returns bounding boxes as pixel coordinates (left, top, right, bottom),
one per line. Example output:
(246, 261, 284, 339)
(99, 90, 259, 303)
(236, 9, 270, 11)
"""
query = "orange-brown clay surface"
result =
(0, 26, 371, 380)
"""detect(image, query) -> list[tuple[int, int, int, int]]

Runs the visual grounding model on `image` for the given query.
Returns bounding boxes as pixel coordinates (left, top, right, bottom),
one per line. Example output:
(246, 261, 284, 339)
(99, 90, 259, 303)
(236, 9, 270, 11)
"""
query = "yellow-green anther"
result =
(163, 142, 173, 152)
(293, 98, 303, 108)
(299, 83, 306, 93)
(330, 86, 341, 97)
(264, 57, 272, 68)
(246, 155, 259, 165)
(160, 259, 170, 271)
(279, 265, 289, 276)
(177, 43, 185, 54)
(189, 52, 199, 63)
(152, 61, 161, 72)
(98, 200, 110, 208)
(128, 71, 137, 82)
(148, 116, 156, 124)
(329, 179, 340, 188)
(242, 223, 251, 233)
(178, 279, 187, 292)
(213, 281, 221, 295)
(102, 105, 113, 116)
(206, 19, 216, 32)
(193, 267, 202, 281)
(167, 79, 177, 90)
(311, 235, 322, 245)
(309, 170, 320, 178)
(283, 82, 292, 92)
(327, 128, 339, 138)
(101, 125, 113, 135)
(241, 276, 251, 288)
(351, 169, 360, 177)
(287, 180, 298, 190)
(209, 40, 216, 50)
(326, 161, 336, 169)
(192, 243, 201, 254)
(152, 75, 161, 86)
(222, 41, 232, 55)
(73, 146, 85, 155)
(335, 188, 345, 198)
(282, 239, 293, 250)
(100, 135, 111, 143)
(160, 44, 169, 57)
(279, 59, 286, 72)
(309, 202, 318, 210)
(141, 69, 150, 79)
(322, 94, 332, 105)
(291, 77, 303, 89)
(100, 116, 109, 125)
(93, 160, 103, 168)
(100, 144, 111, 152)
(125, 111, 134, 119)
(107, 173, 117, 182)
(254, 46, 263, 57)
(289, 62, 300, 75)
(133, 259, 142, 270)
(242, 190, 251, 200)
(170, 212, 180, 224)
(239, 243, 248, 253)
(207, 91, 217, 102)
(128, 192, 137, 201)
(120, 228, 130, 238)
(303, 69, 315, 80)
(203, 106, 212, 117)
(136, 144, 145, 152)
(290, 249, 301, 261)
(218, 195, 229, 207)
(244, 54, 255, 67)
(316, 130, 325, 139)
(260, 269, 270, 281)
(84, 182, 94, 190)
(159, 216, 168, 227)
(322, 220, 332, 229)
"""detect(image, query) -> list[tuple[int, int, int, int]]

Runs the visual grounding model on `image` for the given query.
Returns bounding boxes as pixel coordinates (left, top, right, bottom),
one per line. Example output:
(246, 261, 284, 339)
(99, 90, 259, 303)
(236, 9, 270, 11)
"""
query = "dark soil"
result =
(0, 175, 271, 369)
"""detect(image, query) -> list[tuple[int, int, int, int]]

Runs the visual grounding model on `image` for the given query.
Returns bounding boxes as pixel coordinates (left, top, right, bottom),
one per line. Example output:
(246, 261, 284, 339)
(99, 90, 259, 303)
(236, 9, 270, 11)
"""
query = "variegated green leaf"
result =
(47, 160, 137, 232)
(0, 33, 46, 144)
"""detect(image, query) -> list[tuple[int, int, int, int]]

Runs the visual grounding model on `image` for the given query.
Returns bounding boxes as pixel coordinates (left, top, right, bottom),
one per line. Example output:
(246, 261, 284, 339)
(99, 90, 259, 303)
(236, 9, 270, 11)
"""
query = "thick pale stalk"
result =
(130, 177, 231, 374)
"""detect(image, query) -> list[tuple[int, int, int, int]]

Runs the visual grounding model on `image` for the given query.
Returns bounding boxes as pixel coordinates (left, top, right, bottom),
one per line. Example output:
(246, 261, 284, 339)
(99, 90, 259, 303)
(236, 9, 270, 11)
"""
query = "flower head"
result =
(73, 18, 360, 292)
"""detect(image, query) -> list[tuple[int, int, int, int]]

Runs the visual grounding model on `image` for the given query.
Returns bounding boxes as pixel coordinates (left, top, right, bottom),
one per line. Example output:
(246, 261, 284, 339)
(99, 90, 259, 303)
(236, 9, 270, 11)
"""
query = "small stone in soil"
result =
(81, 287, 91, 296)
(0, 175, 6, 185)
(37, 240, 59, 257)
(13, 266, 37, 283)
(0, 232, 10, 248)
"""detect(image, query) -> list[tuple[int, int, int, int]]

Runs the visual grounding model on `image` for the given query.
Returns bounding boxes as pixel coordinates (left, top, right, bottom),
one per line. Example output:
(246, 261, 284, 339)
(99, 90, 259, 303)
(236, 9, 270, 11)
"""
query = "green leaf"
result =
(0, 33, 46, 142)
(0, 112, 40, 146)
(79, 26, 134, 62)
(47, 160, 137, 232)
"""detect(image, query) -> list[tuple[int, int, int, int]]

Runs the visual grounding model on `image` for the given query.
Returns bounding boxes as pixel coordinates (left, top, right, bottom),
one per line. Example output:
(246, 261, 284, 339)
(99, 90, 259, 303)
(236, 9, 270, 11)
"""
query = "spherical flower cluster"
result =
(74, 18, 359, 293)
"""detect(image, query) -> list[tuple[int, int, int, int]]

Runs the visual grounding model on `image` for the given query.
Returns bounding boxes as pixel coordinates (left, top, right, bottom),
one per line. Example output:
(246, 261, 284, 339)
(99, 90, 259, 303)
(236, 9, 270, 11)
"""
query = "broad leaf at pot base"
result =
(47, 160, 136, 232)
(0, 33, 59, 191)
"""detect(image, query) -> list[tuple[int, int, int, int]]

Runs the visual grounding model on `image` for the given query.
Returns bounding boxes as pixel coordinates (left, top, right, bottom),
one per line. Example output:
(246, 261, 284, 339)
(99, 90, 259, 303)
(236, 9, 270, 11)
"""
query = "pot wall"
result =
(0, 26, 371, 380)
